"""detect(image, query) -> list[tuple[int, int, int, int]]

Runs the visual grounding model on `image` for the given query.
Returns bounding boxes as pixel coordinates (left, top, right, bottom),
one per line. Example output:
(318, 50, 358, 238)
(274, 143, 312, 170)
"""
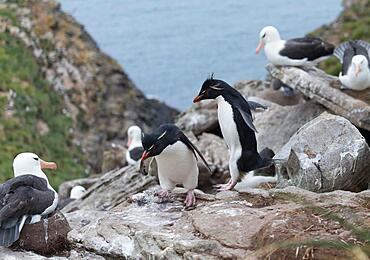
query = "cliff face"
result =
(310, 0, 370, 75)
(0, 0, 177, 186)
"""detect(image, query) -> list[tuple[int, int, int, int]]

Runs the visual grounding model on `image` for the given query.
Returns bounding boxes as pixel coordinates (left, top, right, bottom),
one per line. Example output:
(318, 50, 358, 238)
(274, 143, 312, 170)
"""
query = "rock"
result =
(64, 187, 370, 259)
(193, 133, 229, 188)
(267, 64, 370, 131)
(62, 166, 156, 212)
(58, 176, 101, 199)
(253, 98, 325, 153)
(101, 143, 127, 173)
(0, 247, 64, 259)
(14, 212, 70, 256)
(176, 100, 218, 135)
(275, 113, 370, 192)
(36, 120, 50, 136)
(236, 79, 303, 106)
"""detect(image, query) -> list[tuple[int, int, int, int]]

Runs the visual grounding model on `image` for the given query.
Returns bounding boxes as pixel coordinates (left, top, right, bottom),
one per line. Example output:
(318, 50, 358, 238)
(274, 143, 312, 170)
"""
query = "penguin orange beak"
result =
(255, 41, 264, 54)
(40, 160, 57, 170)
(193, 95, 203, 103)
(141, 151, 150, 161)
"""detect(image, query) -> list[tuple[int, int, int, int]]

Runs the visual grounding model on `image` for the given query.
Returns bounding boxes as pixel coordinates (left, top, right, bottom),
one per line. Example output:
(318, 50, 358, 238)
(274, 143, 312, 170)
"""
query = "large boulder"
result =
(13, 212, 70, 256)
(275, 113, 370, 192)
(254, 98, 325, 153)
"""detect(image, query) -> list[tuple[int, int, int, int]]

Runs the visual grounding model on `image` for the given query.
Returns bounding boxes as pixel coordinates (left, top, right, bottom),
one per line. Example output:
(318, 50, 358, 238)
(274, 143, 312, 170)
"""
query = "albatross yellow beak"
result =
(40, 159, 57, 170)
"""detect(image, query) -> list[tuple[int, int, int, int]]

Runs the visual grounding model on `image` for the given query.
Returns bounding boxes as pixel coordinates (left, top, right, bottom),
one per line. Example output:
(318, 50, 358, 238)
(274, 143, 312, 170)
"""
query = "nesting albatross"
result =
(334, 40, 370, 91)
(0, 152, 58, 247)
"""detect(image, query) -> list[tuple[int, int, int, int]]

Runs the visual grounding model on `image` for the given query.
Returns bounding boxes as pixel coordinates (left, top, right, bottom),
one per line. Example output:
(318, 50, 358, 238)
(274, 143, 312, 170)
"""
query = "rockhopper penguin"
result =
(256, 26, 334, 66)
(193, 76, 273, 191)
(0, 152, 58, 247)
(140, 124, 211, 208)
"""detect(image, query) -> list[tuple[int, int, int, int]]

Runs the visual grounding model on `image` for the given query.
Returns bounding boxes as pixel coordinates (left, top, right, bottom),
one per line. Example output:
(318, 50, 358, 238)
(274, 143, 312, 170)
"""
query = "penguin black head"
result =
(193, 76, 229, 103)
(141, 124, 177, 161)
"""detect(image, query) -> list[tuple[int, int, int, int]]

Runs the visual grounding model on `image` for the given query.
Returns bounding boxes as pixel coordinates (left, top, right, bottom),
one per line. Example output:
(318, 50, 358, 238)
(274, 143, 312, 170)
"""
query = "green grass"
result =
(311, 2, 370, 75)
(0, 24, 86, 189)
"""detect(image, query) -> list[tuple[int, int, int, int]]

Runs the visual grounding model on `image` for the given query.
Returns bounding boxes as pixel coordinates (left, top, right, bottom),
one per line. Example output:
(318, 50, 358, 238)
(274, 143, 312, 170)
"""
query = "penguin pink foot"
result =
(184, 189, 196, 208)
(155, 189, 171, 198)
(214, 180, 237, 191)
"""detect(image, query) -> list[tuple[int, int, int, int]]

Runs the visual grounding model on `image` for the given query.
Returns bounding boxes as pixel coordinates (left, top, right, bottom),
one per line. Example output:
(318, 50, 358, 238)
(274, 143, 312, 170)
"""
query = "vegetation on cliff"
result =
(311, 0, 370, 75)
(0, 3, 86, 187)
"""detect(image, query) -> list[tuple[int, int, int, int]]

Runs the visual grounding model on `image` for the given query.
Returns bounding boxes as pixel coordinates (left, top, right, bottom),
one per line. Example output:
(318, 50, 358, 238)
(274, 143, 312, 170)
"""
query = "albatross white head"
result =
(70, 185, 86, 199)
(13, 152, 57, 182)
(126, 125, 142, 149)
(256, 26, 281, 54)
(352, 55, 369, 77)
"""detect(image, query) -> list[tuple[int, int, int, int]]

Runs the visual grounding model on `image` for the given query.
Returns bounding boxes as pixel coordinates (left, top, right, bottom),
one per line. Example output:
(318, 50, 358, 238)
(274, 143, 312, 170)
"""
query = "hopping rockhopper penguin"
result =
(193, 77, 273, 191)
(256, 26, 334, 66)
(334, 40, 370, 91)
(140, 124, 211, 208)
(0, 152, 58, 247)
(126, 125, 145, 165)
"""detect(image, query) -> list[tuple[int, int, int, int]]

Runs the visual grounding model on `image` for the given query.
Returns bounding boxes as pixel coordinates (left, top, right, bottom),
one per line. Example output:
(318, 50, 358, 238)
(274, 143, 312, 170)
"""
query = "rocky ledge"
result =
(1, 65, 370, 258)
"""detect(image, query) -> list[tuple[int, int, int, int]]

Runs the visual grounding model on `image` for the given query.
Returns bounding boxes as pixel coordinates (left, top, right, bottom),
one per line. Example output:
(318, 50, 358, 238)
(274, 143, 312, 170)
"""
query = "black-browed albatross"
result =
(0, 152, 58, 247)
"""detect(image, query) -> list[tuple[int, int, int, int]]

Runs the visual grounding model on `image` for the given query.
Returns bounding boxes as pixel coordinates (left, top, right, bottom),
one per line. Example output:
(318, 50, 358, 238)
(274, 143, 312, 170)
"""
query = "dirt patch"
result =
(253, 245, 352, 260)
(238, 193, 276, 208)
(251, 208, 362, 259)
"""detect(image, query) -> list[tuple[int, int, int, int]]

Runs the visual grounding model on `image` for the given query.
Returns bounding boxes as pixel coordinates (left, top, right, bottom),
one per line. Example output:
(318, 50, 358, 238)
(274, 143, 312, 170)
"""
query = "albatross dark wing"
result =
(129, 147, 144, 161)
(0, 175, 55, 247)
(178, 132, 212, 173)
(280, 37, 334, 61)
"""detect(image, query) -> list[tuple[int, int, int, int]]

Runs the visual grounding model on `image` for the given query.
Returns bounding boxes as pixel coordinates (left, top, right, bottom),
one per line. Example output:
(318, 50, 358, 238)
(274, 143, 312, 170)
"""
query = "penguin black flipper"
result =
(238, 110, 258, 133)
(247, 101, 267, 111)
(224, 90, 258, 133)
(178, 132, 212, 173)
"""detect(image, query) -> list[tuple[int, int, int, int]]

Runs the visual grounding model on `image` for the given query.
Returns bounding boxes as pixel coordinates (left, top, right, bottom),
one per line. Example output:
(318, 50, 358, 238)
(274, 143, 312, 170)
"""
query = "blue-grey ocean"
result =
(59, 1, 341, 110)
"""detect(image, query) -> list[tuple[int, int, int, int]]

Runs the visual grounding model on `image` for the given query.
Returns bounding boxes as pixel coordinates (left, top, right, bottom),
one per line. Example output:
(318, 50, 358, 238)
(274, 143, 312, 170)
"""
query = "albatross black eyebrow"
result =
(33, 157, 39, 161)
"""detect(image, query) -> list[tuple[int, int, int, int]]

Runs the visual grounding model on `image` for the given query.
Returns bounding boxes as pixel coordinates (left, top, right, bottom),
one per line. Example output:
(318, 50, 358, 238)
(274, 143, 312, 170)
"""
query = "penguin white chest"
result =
(216, 96, 242, 154)
(155, 141, 198, 190)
